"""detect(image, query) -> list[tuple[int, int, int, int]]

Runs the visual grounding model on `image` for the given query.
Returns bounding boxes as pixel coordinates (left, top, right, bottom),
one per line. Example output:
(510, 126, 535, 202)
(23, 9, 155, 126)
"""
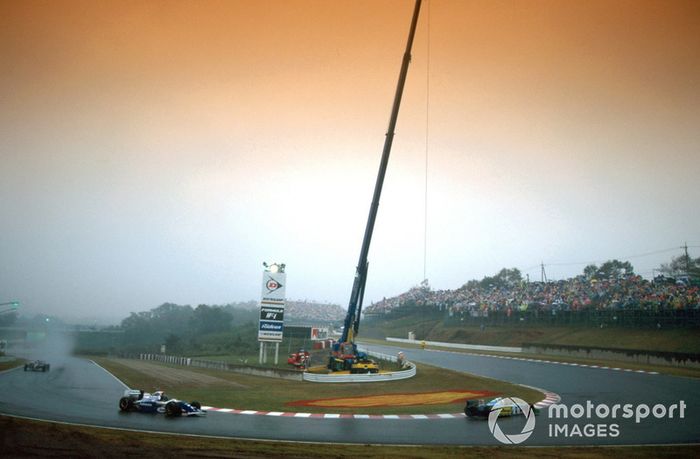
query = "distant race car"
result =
(24, 360, 50, 372)
(118, 389, 206, 417)
(464, 397, 539, 419)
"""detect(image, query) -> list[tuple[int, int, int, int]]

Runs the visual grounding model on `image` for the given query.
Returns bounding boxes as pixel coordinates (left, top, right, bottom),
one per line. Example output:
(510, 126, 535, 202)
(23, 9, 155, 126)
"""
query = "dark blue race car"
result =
(118, 389, 206, 417)
(464, 397, 540, 419)
(24, 360, 50, 372)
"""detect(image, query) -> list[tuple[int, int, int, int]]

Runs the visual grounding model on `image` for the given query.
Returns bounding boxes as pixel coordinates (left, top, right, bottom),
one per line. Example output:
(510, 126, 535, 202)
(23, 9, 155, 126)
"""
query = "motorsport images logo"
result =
(487, 397, 536, 444)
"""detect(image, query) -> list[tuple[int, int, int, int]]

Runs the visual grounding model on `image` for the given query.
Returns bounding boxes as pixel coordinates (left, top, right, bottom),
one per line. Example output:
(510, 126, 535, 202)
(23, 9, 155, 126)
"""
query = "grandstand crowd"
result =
(365, 275, 700, 317)
(285, 300, 346, 322)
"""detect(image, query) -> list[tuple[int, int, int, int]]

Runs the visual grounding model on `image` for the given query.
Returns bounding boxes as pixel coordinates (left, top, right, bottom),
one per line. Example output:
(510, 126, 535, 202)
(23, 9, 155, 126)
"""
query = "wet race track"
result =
(1, 345, 698, 446)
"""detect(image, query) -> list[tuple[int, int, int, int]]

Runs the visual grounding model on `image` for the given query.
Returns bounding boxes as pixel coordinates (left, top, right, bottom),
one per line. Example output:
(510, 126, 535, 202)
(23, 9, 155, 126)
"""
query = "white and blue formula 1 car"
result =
(118, 390, 206, 417)
(464, 397, 539, 419)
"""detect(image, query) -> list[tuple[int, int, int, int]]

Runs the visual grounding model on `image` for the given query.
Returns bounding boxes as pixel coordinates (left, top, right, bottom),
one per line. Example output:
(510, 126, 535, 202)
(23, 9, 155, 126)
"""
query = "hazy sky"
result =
(1, 0, 698, 323)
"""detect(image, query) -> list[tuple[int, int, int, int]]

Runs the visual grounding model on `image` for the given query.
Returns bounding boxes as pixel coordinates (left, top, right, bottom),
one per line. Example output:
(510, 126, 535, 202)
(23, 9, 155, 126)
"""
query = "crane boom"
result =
(340, 0, 422, 346)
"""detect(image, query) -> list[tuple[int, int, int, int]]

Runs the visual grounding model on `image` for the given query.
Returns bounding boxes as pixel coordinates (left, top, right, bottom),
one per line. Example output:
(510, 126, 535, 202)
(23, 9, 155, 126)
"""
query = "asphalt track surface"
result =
(0, 345, 698, 446)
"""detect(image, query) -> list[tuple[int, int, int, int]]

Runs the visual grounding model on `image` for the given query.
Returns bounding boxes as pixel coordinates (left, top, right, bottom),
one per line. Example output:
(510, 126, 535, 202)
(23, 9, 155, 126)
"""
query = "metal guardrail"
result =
(385, 337, 523, 353)
(141, 354, 192, 366)
(302, 362, 416, 383)
(360, 350, 398, 362)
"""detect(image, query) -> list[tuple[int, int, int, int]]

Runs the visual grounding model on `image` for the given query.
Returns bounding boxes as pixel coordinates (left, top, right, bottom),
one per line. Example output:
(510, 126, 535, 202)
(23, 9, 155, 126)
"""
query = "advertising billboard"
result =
(258, 271, 286, 342)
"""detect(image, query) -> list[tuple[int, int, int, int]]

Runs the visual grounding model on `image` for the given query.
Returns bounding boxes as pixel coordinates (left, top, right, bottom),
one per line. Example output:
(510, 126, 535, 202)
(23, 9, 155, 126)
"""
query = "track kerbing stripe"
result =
(198, 389, 561, 420)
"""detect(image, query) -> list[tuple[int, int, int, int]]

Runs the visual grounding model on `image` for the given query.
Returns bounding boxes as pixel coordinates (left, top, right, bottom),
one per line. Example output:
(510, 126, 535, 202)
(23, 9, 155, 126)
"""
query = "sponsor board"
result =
(260, 305, 284, 321)
(258, 313, 285, 342)
(261, 272, 286, 303)
(259, 320, 284, 332)
(258, 270, 286, 342)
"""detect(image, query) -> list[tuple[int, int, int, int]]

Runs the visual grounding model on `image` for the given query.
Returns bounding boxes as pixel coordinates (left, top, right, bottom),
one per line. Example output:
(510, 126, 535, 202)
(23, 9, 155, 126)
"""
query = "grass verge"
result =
(93, 357, 543, 414)
(0, 358, 25, 372)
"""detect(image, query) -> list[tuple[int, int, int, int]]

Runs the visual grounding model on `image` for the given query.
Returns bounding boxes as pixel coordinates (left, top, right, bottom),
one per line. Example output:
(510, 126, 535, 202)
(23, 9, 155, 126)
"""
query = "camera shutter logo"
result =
(487, 397, 536, 444)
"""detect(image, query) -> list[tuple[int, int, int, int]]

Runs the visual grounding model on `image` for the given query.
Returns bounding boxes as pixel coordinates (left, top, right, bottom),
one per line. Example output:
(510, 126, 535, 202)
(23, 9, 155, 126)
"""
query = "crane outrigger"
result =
(329, 0, 422, 373)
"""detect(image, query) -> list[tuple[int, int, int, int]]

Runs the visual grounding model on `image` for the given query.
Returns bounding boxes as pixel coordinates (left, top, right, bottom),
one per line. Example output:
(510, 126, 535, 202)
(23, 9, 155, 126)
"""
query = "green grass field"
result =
(94, 357, 543, 414)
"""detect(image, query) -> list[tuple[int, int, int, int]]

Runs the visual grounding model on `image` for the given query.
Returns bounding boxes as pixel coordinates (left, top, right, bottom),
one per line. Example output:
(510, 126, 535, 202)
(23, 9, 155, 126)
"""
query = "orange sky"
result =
(1, 0, 699, 321)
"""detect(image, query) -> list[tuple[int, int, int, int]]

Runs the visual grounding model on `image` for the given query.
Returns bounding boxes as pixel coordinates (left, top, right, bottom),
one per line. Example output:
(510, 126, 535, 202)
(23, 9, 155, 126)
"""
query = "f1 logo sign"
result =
(259, 306, 284, 322)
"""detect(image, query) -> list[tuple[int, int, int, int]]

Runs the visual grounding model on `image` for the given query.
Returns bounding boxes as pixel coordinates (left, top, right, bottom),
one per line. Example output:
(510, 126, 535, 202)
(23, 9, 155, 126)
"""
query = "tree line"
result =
(118, 303, 259, 355)
(458, 254, 699, 291)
